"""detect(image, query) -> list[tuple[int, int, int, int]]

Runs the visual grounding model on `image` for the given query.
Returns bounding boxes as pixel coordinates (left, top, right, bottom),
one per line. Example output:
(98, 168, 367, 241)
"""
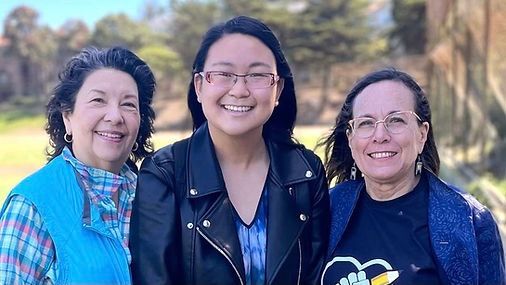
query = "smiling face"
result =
(63, 68, 140, 173)
(347, 80, 429, 185)
(194, 33, 283, 140)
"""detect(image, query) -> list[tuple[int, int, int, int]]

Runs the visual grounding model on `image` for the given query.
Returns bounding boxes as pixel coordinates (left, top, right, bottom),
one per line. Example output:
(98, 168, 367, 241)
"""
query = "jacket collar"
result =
(185, 123, 317, 199)
(185, 123, 225, 198)
(327, 179, 363, 256)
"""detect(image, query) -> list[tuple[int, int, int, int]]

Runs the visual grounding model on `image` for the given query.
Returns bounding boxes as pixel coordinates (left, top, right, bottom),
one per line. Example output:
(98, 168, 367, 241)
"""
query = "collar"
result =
(184, 123, 317, 199)
(62, 146, 137, 200)
(62, 147, 137, 229)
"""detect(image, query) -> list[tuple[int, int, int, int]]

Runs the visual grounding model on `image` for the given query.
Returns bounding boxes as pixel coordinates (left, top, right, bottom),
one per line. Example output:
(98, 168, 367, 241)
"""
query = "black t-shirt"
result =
(322, 173, 442, 285)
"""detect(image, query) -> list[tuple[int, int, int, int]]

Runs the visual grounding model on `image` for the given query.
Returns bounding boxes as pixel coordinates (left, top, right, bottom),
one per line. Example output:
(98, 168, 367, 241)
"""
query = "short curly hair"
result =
(45, 46, 156, 163)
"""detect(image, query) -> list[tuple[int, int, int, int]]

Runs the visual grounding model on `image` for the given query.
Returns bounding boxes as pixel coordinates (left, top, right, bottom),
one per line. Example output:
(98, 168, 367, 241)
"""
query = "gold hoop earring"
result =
(132, 142, 139, 152)
(64, 133, 72, 143)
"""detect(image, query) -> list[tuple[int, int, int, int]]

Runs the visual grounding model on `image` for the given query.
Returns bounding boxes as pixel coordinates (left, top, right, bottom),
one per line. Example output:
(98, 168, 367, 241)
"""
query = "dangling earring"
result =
(350, 162, 357, 180)
(64, 133, 73, 143)
(275, 100, 279, 107)
(415, 154, 423, 176)
(132, 142, 139, 152)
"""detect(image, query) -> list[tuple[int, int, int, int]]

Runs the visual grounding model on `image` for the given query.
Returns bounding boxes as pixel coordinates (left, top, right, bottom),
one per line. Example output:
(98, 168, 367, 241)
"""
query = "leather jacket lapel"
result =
(265, 140, 317, 284)
(186, 123, 226, 198)
(196, 192, 246, 283)
(185, 124, 246, 283)
(265, 177, 306, 284)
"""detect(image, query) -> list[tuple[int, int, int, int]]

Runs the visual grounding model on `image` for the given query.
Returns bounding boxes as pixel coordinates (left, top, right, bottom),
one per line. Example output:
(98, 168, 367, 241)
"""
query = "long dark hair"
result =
(46, 46, 156, 163)
(188, 15, 297, 143)
(318, 68, 440, 184)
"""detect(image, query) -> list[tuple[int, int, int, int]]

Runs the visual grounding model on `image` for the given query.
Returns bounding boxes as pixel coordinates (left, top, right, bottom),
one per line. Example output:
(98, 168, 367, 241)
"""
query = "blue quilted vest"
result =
(2, 155, 131, 284)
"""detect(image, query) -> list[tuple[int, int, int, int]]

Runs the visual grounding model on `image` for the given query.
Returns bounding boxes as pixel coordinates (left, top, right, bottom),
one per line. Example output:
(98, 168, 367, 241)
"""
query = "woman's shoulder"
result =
(149, 137, 191, 165)
(8, 155, 73, 205)
(329, 180, 363, 197)
(297, 145, 322, 164)
(426, 171, 495, 218)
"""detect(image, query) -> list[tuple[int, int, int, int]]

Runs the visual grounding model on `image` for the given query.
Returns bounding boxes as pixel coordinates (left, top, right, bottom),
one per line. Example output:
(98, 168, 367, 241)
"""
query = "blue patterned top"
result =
(234, 188, 268, 285)
(325, 170, 505, 285)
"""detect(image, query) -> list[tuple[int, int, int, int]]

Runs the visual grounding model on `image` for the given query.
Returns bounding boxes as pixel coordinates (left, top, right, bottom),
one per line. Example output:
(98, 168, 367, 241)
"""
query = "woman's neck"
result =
(364, 174, 421, 201)
(209, 127, 268, 168)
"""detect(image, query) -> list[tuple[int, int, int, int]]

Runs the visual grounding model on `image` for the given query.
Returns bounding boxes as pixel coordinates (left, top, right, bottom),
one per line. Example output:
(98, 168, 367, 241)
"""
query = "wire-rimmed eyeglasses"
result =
(198, 71, 280, 89)
(348, 111, 423, 138)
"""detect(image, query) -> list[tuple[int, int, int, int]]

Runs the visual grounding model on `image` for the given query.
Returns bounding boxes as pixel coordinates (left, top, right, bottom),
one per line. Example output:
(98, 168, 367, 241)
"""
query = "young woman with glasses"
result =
(318, 68, 505, 285)
(130, 16, 330, 285)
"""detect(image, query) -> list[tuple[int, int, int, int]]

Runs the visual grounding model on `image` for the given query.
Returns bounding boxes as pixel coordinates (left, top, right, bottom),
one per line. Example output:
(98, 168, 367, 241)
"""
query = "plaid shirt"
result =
(0, 147, 137, 284)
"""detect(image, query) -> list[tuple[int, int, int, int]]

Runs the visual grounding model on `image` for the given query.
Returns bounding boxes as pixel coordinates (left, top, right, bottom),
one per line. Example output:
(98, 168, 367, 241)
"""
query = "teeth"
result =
(370, 152, 395, 159)
(97, 132, 122, 139)
(223, 105, 252, 112)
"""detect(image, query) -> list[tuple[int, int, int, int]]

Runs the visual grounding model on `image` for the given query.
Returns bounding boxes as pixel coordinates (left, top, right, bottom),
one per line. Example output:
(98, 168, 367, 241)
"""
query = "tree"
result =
(90, 13, 161, 50)
(137, 44, 184, 97)
(138, 45, 183, 79)
(3, 6, 57, 97)
(167, 0, 220, 71)
(390, 0, 426, 54)
(55, 19, 90, 67)
(282, 0, 386, 122)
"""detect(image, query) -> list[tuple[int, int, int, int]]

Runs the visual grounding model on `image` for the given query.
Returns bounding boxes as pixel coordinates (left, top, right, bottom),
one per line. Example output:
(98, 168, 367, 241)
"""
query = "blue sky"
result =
(0, 0, 157, 33)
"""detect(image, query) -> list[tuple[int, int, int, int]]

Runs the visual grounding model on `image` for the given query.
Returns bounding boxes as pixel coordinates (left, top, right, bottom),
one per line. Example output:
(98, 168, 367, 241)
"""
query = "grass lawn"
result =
(0, 124, 330, 206)
(1, 120, 504, 210)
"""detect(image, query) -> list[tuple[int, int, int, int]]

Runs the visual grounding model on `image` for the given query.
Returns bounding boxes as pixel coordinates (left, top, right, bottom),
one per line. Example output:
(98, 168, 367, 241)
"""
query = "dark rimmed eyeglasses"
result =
(198, 71, 280, 89)
(348, 111, 423, 138)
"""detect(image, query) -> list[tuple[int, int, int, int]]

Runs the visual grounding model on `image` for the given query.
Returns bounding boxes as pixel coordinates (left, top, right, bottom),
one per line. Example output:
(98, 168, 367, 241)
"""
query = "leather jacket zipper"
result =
(196, 226, 245, 285)
(297, 239, 302, 285)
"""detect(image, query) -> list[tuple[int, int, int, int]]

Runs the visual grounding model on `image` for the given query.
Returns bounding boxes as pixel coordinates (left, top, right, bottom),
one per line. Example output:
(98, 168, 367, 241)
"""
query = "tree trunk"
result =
(315, 64, 332, 123)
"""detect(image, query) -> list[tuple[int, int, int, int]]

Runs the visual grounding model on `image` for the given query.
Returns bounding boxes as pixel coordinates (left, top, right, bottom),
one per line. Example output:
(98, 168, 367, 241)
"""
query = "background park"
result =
(0, 0, 505, 250)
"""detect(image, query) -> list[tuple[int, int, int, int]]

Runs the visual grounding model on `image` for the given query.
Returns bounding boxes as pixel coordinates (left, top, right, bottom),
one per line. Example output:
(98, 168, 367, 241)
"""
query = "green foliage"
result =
(1, 0, 388, 102)
(390, 0, 426, 54)
(3, 6, 41, 58)
(3, 6, 57, 63)
(137, 45, 184, 79)
(91, 13, 162, 50)
(3, 6, 58, 99)
(57, 20, 91, 57)
(222, 0, 270, 16)
(220, 0, 386, 67)
(467, 181, 491, 208)
(476, 174, 506, 196)
(168, 0, 221, 71)
(288, 0, 386, 66)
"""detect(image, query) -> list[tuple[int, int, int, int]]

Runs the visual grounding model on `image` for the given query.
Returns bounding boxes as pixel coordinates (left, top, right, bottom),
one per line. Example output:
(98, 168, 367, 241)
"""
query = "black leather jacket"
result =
(130, 124, 330, 285)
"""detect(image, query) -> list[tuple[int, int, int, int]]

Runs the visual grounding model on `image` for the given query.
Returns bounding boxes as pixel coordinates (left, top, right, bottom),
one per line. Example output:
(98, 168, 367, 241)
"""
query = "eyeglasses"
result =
(198, 71, 280, 89)
(348, 111, 423, 138)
